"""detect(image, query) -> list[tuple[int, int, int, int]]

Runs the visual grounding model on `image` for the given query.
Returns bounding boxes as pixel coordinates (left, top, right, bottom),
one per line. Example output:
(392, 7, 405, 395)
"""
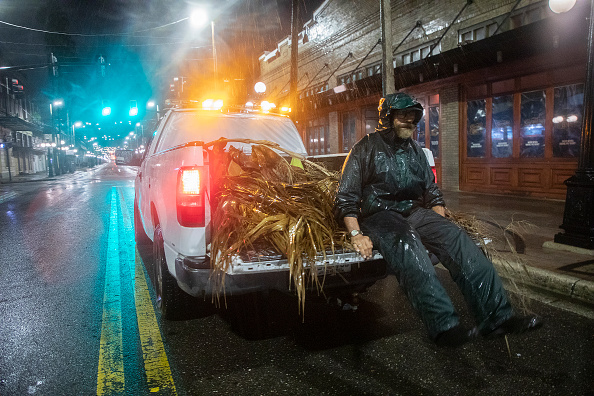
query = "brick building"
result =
(257, 0, 589, 199)
(0, 77, 47, 180)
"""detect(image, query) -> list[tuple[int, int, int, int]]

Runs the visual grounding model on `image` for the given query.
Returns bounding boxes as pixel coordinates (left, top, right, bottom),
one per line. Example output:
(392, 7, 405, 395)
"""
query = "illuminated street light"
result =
(548, 0, 576, 13)
(254, 82, 266, 94)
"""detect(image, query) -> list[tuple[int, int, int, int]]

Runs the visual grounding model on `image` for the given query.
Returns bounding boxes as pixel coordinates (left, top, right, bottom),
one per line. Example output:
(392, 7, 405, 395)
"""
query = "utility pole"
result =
(380, 0, 395, 96)
(554, 0, 594, 249)
(290, 0, 299, 122)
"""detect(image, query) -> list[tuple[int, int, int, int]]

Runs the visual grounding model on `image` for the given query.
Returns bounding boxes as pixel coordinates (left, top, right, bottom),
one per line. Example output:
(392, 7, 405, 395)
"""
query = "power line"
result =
(0, 17, 189, 37)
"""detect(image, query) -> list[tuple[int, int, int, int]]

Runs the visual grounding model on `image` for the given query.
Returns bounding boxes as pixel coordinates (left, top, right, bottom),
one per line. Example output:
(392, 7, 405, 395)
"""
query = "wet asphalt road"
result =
(0, 163, 593, 395)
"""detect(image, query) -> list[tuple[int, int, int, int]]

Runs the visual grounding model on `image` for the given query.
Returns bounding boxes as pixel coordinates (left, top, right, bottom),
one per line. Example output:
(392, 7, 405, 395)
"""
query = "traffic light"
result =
(49, 53, 58, 77)
(129, 100, 138, 117)
(11, 79, 23, 95)
(101, 100, 111, 116)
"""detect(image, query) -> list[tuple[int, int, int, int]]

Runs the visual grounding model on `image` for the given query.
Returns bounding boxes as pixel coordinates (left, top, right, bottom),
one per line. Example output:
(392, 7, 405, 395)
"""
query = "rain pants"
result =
(334, 127, 514, 339)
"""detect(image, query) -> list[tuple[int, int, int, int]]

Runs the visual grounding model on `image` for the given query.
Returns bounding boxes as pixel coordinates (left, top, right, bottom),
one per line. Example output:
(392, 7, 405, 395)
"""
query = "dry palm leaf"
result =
(206, 138, 345, 313)
(446, 209, 535, 314)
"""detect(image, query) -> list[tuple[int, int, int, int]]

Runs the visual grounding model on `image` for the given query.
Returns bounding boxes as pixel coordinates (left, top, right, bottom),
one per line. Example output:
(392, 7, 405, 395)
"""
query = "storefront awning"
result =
(0, 116, 44, 134)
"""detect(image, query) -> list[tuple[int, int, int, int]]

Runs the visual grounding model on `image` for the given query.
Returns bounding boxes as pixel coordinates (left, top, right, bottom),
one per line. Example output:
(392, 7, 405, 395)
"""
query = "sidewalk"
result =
(0, 170, 55, 184)
(443, 190, 594, 314)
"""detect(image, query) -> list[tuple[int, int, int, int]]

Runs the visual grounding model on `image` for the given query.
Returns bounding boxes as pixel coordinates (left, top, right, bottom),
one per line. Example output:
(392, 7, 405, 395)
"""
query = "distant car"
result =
(115, 149, 134, 165)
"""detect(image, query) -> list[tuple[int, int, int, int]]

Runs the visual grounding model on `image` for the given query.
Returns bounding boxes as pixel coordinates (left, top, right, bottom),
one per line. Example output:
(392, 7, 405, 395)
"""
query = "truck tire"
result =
(134, 201, 152, 247)
(153, 225, 193, 320)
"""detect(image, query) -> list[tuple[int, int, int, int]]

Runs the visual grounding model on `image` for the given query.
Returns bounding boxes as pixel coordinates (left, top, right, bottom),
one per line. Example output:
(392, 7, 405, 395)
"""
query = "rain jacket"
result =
(334, 128, 444, 223)
(334, 92, 443, 223)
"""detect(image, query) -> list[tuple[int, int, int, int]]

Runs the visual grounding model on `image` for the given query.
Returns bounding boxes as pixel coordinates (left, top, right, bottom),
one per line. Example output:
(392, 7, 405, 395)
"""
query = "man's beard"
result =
(395, 124, 415, 139)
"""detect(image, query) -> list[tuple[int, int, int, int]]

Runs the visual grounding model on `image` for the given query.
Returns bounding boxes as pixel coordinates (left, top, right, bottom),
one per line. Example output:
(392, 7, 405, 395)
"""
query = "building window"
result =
(467, 99, 486, 157)
(342, 111, 357, 152)
(553, 84, 583, 158)
(414, 97, 438, 152)
(492, 95, 513, 158)
(307, 117, 329, 155)
(465, 79, 583, 163)
(415, 106, 426, 148)
(337, 69, 368, 87)
(459, 22, 498, 44)
(520, 90, 546, 158)
(429, 106, 440, 158)
(399, 42, 440, 65)
(364, 109, 378, 135)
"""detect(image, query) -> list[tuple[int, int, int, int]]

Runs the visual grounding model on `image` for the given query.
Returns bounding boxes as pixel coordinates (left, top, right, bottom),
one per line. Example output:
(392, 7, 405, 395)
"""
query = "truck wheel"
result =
(153, 225, 192, 320)
(134, 201, 152, 247)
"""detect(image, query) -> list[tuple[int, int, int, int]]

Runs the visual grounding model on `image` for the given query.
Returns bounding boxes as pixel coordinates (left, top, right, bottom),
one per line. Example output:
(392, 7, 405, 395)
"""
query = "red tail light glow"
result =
(177, 167, 206, 227)
(181, 169, 201, 194)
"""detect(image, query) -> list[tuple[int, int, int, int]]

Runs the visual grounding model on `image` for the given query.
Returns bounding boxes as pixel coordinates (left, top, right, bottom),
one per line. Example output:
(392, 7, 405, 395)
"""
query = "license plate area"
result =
(317, 263, 351, 276)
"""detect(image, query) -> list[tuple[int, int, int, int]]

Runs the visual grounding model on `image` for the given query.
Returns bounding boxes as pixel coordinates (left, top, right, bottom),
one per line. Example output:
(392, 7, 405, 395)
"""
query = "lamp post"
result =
(72, 121, 82, 145)
(553, 0, 594, 249)
(50, 100, 64, 176)
(190, 9, 218, 86)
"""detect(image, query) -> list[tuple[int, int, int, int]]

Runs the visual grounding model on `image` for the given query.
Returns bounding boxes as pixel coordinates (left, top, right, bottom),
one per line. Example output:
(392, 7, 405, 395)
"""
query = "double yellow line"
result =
(97, 187, 177, 395)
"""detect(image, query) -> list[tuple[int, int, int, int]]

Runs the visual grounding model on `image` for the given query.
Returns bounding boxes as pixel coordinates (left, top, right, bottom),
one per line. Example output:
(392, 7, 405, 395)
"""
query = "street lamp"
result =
(72, 121, 82, 145)
(549, 0, 577, 13)
(552, 0, 594, 249)
(190, 8, 217, 84)
(254, 82, 266, 94)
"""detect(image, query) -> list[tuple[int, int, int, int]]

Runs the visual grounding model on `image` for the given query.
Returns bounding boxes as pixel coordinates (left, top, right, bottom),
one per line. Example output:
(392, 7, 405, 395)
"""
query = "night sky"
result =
(0, 0, 325, 122)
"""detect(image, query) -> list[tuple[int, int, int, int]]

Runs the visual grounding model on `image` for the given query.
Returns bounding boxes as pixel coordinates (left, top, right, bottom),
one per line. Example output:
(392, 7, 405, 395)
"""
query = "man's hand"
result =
(432, 205, 445, 217)
(351, 234, 373, 260)
(343, 216, 373, 259)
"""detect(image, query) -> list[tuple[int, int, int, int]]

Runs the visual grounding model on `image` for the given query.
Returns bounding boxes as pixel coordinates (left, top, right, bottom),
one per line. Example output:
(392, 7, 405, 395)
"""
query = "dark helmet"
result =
(375, 92, 424, 132)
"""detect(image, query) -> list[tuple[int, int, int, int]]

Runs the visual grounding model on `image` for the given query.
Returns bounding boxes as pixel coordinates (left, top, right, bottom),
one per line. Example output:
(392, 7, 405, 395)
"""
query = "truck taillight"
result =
(177, 167, 205, 227)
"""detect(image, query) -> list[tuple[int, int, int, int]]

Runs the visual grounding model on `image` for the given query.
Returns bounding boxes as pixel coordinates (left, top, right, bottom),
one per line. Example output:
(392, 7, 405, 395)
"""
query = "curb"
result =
(493, 258, 594, 306)
(0, 177, 55, 184)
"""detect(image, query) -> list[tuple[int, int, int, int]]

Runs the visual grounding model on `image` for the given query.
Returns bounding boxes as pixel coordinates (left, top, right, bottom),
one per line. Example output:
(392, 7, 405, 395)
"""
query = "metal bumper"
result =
(174, 253, 388, 298)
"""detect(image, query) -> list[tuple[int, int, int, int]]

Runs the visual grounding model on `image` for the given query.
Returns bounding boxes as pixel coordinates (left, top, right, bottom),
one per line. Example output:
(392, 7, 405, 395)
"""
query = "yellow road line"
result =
(134, 249, 178, 394)
(97, 187, 125, 394)
(118, 188, 177, 394)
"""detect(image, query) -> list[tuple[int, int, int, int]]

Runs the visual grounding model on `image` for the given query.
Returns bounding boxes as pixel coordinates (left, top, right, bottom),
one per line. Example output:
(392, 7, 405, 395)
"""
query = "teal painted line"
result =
(97, 187, 125, 394)
(117, 187, 178, 394)
(118, 187, 136, 283)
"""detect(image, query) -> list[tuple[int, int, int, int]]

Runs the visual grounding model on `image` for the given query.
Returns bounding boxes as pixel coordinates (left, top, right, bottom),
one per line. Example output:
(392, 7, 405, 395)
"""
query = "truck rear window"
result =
(156, 112, 307, 155)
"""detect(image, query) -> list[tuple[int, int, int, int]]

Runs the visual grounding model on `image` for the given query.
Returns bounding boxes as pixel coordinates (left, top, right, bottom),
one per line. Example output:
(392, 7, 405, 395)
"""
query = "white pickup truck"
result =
(134, 107, 388, 320)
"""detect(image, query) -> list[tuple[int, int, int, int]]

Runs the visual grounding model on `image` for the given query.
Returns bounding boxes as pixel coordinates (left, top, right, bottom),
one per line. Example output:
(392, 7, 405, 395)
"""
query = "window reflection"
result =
(492, 95, 513, 158)
(341, 112, 356, 152)
(429, 106, 439, 158)
(467, 99, 486, 157)
(553, 84, 583, 158)
(520, 90, 546, 158)
(416, 109, 426, 148)
(307, 118, 330, 155)
(365, 109, 378, 136)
